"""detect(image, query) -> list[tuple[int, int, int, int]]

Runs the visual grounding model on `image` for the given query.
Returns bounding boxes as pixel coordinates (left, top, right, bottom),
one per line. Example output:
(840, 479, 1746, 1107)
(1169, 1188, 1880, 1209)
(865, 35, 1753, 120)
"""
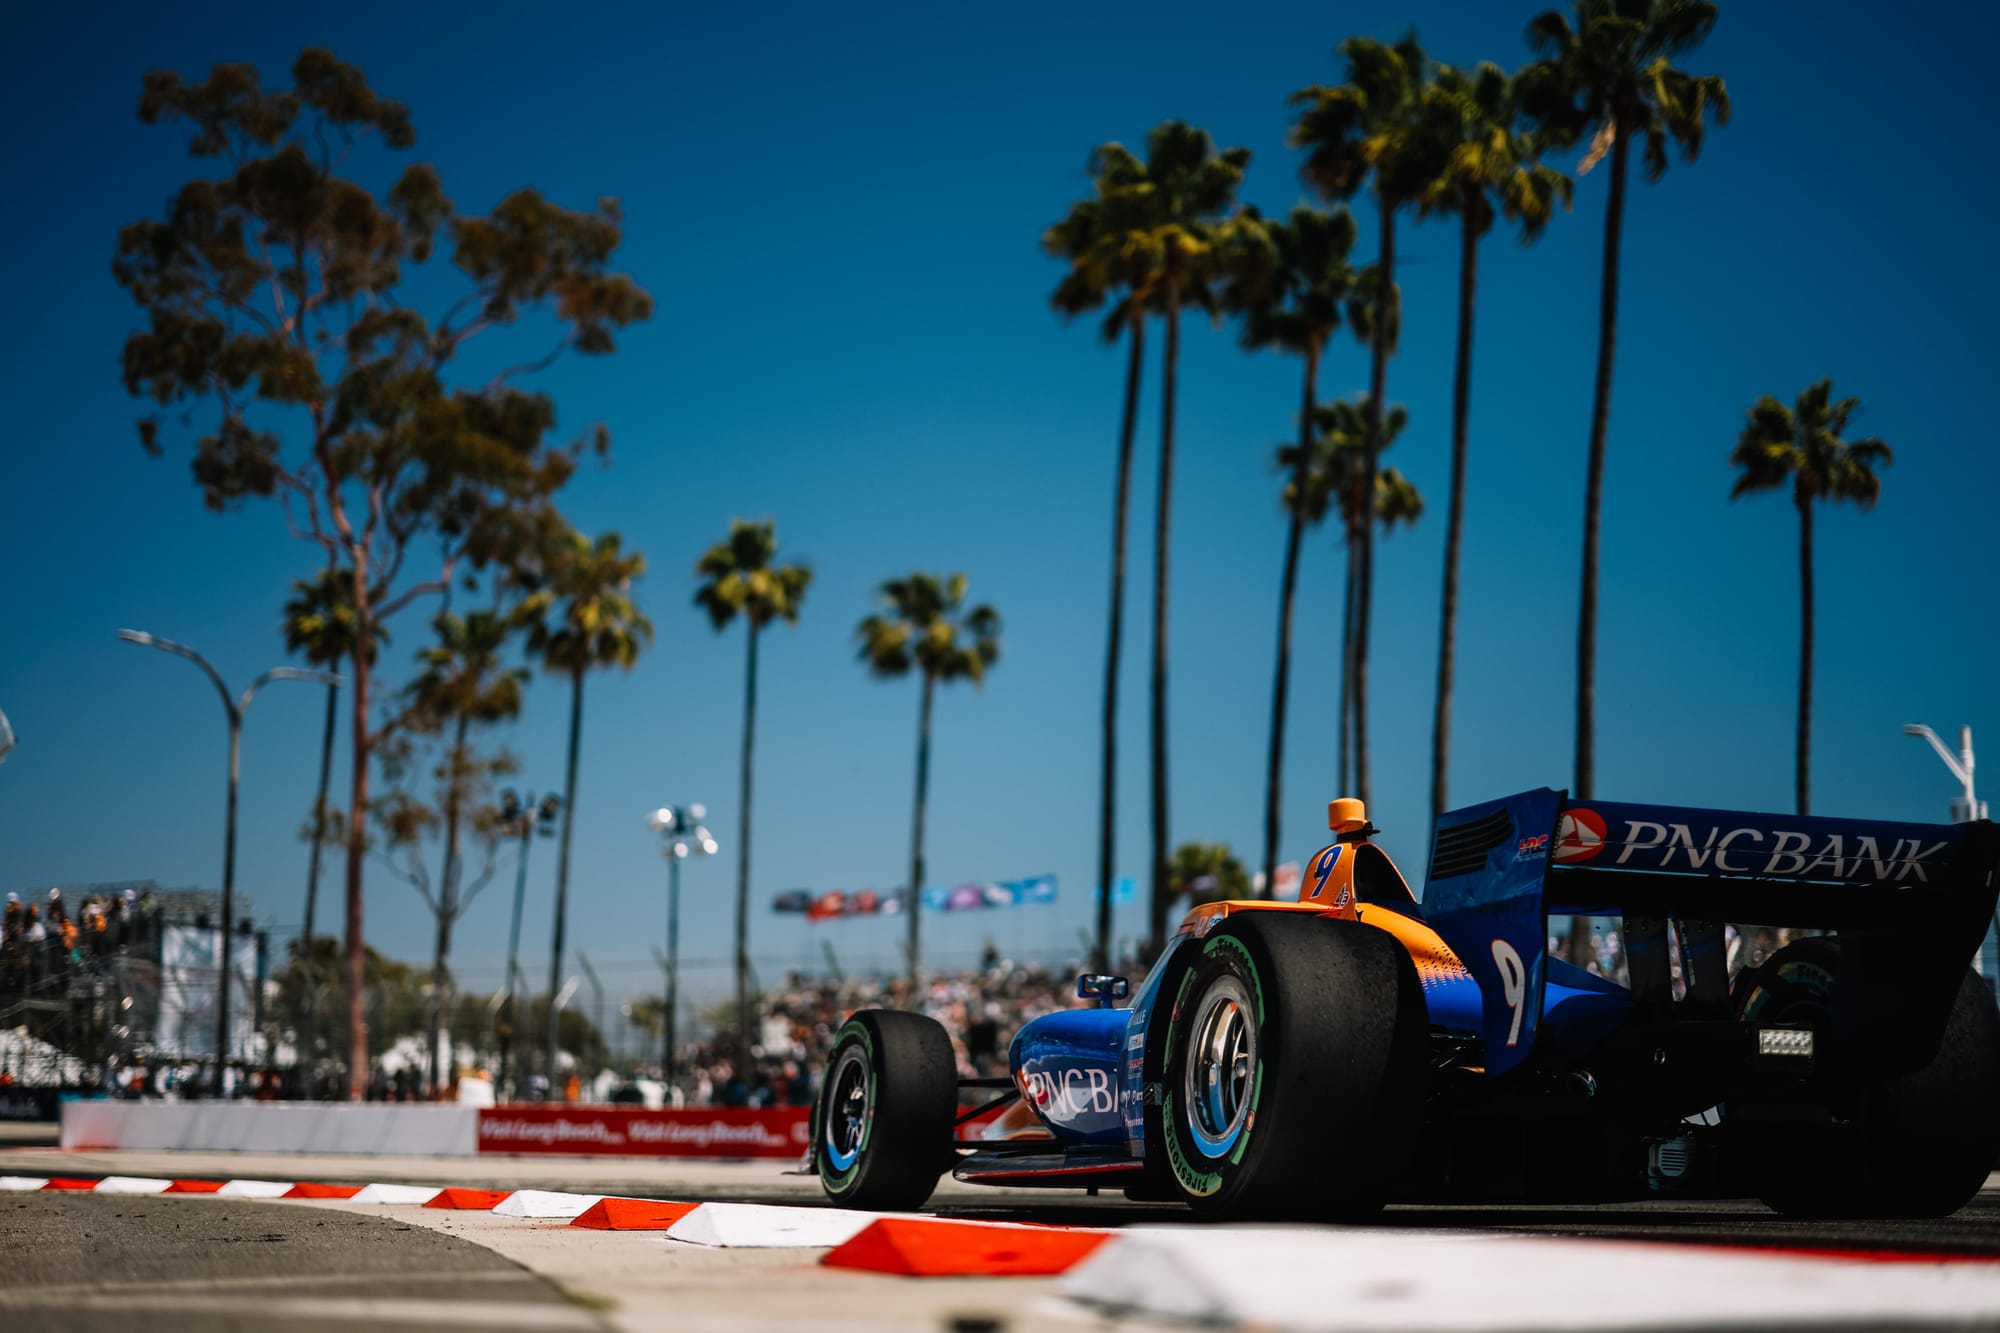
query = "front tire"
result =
(1155, 914, 1426, 1221)
(1735, 936, 2000, 1218)
(813, 1010, 957, 1211)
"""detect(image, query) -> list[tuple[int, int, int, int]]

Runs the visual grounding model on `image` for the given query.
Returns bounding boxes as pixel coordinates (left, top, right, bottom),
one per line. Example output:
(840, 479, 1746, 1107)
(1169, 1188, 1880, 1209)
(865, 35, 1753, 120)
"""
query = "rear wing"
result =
(1421, 788, 2000, 1077)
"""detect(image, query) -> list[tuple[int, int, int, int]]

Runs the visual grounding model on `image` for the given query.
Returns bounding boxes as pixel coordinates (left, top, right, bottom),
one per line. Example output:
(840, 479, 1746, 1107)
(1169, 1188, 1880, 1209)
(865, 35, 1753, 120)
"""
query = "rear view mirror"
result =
(1076, 973, 1130, 1004)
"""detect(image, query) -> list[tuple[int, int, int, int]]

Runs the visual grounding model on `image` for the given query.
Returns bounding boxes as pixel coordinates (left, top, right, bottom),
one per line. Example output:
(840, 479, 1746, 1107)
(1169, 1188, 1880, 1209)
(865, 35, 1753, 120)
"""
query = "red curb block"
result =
(41, 1178, 102, 1191)
(164, 1180, 226, 1193)
(283, 1182, 363, 1199)
(424, 1188, 514, 1211)
(569, 1198, 700, 1231)
(821, 1217, 1112, 1277)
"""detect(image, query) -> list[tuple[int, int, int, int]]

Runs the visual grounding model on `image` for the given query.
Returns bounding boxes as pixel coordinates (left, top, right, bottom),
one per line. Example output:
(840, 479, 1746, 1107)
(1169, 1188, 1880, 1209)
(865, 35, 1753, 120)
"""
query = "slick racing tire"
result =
(1734, 936, 2000, 1218)
(813, 1009, 957, 1211)
(1155, 914, 1427, 1221)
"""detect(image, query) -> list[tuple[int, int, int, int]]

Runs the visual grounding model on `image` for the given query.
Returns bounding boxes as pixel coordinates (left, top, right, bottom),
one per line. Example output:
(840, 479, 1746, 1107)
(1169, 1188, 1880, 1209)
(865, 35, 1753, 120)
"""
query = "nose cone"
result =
(1329, 797, 1368, 833)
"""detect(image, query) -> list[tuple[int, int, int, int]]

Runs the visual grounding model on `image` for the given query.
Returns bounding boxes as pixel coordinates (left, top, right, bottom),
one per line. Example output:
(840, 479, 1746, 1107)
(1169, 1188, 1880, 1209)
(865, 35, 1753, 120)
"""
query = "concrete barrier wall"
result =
(61, 1101, 477, 1156)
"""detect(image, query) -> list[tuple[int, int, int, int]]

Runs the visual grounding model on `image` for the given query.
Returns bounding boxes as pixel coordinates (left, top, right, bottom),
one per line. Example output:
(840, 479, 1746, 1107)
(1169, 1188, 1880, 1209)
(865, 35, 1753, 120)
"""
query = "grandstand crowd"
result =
(1, 886, 158, 992)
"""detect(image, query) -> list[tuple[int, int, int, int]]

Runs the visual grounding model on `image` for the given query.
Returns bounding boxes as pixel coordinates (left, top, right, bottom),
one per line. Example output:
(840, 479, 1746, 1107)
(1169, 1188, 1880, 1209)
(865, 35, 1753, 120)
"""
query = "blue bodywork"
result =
(1008, 788, 1990, 1156)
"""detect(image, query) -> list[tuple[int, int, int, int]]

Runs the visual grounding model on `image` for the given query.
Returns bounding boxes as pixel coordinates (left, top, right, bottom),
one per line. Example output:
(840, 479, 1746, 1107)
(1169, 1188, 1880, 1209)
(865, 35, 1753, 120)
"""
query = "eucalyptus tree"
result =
(1104, 121, 1252, 953)
(1043, 147, 1165, 973)
(1730, 380, 1891, 815)
(1415, 63, 1572, 824)
(526, 530, 653, 1081)
(115, 50, 650, 1094)
(695, 519, 812, 1050)
(1225, 205, 1359, 892)
(856, 572, 1003, 983)
(1290, 33, 1436, 808)
(1518, 0, 1729, 799)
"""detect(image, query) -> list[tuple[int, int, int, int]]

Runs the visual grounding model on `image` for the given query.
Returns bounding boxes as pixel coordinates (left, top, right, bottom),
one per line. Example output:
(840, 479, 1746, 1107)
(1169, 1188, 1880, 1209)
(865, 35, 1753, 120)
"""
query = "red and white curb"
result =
(15, 1171, 2000, 1316)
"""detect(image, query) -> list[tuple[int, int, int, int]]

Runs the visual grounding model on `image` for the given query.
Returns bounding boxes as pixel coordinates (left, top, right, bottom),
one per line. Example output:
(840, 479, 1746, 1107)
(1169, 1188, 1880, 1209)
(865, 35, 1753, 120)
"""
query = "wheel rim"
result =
(822, 1043, 872, 1173)
(1182, 975, 1257, 1158)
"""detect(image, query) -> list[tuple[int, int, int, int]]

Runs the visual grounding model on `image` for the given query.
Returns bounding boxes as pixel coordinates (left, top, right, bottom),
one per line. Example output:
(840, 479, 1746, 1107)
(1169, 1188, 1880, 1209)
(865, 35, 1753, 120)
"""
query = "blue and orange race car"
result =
(810, 790, 2000, 1219)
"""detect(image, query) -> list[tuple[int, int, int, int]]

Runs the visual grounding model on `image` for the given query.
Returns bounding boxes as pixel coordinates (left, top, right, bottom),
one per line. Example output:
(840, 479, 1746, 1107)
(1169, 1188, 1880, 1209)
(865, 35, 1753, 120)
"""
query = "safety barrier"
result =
(60, 1101, 477, 1155)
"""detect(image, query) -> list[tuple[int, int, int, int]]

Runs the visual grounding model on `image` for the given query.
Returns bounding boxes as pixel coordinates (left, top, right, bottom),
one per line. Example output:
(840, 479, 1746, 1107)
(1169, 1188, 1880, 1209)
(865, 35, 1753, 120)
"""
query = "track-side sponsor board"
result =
(476, 1105, 809, 1158)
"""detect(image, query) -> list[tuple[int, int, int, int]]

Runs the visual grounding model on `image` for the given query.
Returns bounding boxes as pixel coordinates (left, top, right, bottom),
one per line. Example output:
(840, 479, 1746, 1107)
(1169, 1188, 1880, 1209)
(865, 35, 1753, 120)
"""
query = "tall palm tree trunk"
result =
(300, 678, 337, 1080)
(544, 669, 584, 1088)
(428, 712, 470, 1097)
(1148, 274, 1182, 951)
(1355, 210, 1395, 808)
(906, 672, 935, 984)
(1338, 532, 1357, 794)
(1264, 340, 1321, 893)
(343, 566, 373, 1101)
(735, 623, 759, 1052)
(1575, 117, 1631, 803)
(1095, 316, 1144, 973)
(1795, 494, 1813, 816)
(1431, 204, 1479, 828)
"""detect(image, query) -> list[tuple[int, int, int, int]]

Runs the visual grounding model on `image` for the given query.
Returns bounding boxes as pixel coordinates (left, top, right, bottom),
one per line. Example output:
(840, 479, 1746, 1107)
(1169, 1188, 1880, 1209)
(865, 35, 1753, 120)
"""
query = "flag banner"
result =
(802, 888, 903, 922)
(777, 876, 1050, 920)
(1092, 877, 1137, 905)
(921, 873, 1057, 914)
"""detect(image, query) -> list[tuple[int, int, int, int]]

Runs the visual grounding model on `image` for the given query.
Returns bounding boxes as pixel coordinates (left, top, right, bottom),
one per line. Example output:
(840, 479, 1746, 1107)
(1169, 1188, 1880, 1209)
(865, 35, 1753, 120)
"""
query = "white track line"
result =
(491, 1189, 603, 1219)
(1058, 1227, 2000, 1330)
(665, 1202, 882, 1249)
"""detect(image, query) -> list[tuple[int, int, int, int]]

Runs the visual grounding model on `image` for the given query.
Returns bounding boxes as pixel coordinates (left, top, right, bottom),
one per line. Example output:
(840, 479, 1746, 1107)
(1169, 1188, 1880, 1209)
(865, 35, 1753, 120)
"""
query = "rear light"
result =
(1757, 1027, 1815, 1061)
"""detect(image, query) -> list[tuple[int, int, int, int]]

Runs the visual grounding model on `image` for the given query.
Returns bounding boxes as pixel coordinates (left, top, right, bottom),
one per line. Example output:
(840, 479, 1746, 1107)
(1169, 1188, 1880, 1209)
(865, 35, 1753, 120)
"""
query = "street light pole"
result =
(118, 630, 338, 1088)
(1904, 722, 1995, 978)
(648, 805, 717, 1087)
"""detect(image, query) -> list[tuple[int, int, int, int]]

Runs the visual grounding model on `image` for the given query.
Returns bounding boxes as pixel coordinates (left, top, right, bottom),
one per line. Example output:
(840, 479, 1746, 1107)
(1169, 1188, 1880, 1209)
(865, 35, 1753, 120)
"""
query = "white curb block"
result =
(492, 1190, 603, 1219)
(351, 1183, 443, 1204)
(0, 1176, 50, 1191)
(1057, 1227, 2000, 1330)
(665, 1202, 882, 1249)
(216, 1179, 294, 1198)
(93, 1176, 174, 1195)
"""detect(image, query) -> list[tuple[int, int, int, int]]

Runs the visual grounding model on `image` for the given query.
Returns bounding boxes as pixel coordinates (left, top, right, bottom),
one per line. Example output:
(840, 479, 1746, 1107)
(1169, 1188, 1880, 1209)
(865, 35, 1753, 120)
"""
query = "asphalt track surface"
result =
(0, 1193, 594, 1332)
(3, 1150, 1998, 1332)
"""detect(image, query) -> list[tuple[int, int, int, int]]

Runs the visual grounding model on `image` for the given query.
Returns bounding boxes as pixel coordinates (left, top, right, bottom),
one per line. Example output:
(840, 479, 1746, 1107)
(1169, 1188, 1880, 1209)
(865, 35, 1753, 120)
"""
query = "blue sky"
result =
(3, 1, 1995, 1031)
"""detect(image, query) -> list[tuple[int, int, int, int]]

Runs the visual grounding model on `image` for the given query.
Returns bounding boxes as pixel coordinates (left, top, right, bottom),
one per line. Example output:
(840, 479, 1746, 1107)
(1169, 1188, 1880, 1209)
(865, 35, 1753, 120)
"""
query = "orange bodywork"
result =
(1173, 840, 1474, 999)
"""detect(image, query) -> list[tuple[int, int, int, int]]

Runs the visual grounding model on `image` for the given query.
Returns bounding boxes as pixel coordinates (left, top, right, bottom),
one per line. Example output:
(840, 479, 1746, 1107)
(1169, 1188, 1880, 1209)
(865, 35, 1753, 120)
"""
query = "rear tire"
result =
(1735, 936, 2000, 1218)
(813, 1010, 957, 1211)
(1155, 914, 1426, 1221)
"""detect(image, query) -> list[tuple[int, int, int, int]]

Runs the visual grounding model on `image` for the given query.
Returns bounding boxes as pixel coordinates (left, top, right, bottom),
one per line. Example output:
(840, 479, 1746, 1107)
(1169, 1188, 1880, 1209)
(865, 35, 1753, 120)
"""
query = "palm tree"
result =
(856, 573, 1002, 983)
(1518, 0, 1729, 800)
(1298, 397, 1419, 792)
(1043, 148, 1167, 973)
(1118, 121, 1252, 954)
(282, 567, 377, 1072)
(1168, 841, 1251, 906)
(1225, 205, 1358, 893)
(1415, 63, 1572, 826)
(526, 530, 652, 1083)
(695, 518, 811, 1051)
(1291, 32, 1436, 809)
(1730, 380, 1891, 815)
(403, 605, 528, 1094)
